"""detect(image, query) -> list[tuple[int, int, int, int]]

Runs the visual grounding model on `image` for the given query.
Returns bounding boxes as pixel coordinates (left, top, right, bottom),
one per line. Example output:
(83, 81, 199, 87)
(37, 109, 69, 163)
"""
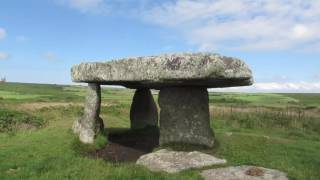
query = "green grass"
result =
(212, 109, 320, 135)
(284, 93, 320, 107)
(209, 92, 320, 109)
(213, 130, 320, 179)
(0, 82, 320, 179)
(0, 110, 201, 180)
(0, 90, 48, 100)
(0, 82, 134, 104)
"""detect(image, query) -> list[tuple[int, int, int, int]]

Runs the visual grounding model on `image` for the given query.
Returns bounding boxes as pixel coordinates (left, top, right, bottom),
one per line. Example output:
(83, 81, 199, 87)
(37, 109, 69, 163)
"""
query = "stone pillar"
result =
(130, 88, 158, 129)
(72, 83, 104, 144)
(158, 87, 214, 147)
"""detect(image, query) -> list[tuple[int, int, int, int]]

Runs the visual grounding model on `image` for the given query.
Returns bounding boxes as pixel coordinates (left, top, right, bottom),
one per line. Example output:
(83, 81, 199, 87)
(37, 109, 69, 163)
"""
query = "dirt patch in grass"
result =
(86, 127, 159, 162)
(245, 167, 265, 176)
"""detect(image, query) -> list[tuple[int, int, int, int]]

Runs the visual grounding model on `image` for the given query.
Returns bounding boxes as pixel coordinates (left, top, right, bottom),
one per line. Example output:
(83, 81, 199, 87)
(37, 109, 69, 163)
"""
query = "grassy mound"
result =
(0, 108, 46, 132)
(72, 133, 108, 154)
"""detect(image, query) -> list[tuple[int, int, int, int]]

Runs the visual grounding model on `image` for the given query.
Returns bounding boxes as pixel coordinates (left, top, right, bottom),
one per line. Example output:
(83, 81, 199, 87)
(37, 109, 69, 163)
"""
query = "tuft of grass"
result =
(211, 107, 320, 134)
(0, 108, 46, 133)
(71, 133, 108, 154)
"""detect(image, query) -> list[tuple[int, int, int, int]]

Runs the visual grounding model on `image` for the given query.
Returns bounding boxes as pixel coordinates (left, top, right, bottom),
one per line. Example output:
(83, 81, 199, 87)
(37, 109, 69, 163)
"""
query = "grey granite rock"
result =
(72, 83, 104, 143)
(71, 53, 253, 89)
(201, 166, 289, 180)
(130, 88, 158, 129)
(136, 149, 226, 173)
(158, 87, 214, 147)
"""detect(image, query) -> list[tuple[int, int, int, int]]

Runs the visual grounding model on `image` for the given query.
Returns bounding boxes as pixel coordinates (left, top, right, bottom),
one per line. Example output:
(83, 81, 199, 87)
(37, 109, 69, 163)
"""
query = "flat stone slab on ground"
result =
(136, 149, 227, 173)
(71, 53, 253, 89)
(201, 165, 288, 180)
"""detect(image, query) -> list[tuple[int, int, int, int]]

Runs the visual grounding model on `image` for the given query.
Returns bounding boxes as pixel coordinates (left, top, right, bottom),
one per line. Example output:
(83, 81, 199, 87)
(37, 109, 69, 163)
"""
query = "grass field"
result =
(0, 82, 320, 179)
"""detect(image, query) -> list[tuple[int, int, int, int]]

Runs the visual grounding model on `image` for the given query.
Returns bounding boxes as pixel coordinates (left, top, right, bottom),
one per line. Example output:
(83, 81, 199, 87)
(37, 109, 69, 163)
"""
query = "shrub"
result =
(212, 106, 320, 134)
(0, 108, 46, 132)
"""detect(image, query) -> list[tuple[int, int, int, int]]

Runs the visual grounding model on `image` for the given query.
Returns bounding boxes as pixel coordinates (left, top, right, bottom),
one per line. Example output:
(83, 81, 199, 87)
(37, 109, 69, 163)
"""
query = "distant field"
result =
(0, 82, 319, 179)
(1, 82, 320, 107)
(210, 92, 320, 107)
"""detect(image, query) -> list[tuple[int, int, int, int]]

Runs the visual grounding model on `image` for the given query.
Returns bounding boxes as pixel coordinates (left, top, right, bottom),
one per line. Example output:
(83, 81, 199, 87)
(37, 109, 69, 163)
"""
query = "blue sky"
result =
(0, 0, 319, 92)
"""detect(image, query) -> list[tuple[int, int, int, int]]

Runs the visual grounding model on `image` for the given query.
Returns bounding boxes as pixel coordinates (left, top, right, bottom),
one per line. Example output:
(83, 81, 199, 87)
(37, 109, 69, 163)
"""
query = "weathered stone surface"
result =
(136, 149, 226, 173)
(201, 166, 289, 180)
(158, 87, 214, 147)
(71, 53, 253, 89)
(72, 83, 104, 143)
(130, 88, 158, 129)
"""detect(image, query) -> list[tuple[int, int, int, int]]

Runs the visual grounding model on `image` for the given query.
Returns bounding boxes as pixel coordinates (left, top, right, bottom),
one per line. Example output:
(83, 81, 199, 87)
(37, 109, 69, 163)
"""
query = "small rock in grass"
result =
(6, 167, 20, 174)
(136, 149, 227, 173)
(201, 165, 288, 180)
(263, 135, 270, 139)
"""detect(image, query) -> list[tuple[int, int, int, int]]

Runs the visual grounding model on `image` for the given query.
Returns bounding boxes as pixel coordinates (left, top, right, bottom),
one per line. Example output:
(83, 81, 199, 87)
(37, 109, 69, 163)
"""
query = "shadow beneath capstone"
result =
(89, 126, 159, 162)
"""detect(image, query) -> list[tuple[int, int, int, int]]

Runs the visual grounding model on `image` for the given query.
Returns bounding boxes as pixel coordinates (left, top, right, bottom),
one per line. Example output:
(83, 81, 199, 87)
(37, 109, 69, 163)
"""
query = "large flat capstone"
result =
(71, 53, 253, 89)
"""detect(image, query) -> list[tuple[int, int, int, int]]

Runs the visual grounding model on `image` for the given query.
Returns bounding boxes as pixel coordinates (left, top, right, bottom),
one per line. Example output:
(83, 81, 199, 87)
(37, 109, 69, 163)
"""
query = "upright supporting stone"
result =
(72, 83, 104, 144)
(158, 87, 214, 147)
(130, 88, 158, 129)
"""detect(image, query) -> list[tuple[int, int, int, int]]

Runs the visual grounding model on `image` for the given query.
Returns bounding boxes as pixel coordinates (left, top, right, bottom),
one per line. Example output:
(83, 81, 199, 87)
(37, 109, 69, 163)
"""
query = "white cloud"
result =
(0, 28, 6, 40)
(57, 0, 106, 14)
(213, 82, 320, 93)
(292, 24, 312, 40)
(55, 1, 160, 16)
(43, 52, 58, 61)
(54, 0, 320, 51)
(301, 42, 320, 52)
(271, 75, 291, 83)
(16, 35, 28, 43)
(143, 0, 320, 51)
(0, 52, 10, 61)
(313, 74, 320, 81)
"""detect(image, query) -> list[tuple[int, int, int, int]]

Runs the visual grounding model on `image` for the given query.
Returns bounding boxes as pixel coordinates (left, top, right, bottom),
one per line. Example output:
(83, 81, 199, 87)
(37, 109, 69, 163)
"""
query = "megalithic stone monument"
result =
(71, 53, 253, 147)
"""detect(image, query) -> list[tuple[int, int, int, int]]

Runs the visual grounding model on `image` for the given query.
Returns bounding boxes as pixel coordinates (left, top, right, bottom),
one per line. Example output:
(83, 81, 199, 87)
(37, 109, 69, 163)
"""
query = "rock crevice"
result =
(130, 88, 158, 130)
